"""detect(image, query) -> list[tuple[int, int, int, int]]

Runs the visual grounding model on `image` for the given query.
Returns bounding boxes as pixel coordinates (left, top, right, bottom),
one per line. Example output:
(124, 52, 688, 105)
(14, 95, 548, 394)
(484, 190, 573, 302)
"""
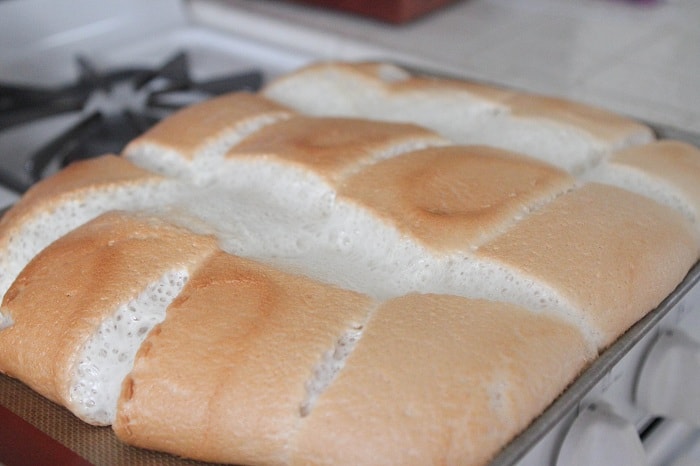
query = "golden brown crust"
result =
(609, 140, 700, 221)
(339, 145, 574, 251)
(270, 61, 515, 105)
(114, 251, 374, 465)
(0, 155, 161, 231)
(612, 140, 699, 166)
(389, 72, 515, 104)
(291, 60, 389, 82)
(124, 92, 294, 161)
(348, 61, 515, 103)
(478, 183, 699, 348)
(291, 294, 594, 466)
(266, 61, 651, 149)
(0, 212, 218, 414)
(506, 92, 654, 146)
(228, 115, 446, 183)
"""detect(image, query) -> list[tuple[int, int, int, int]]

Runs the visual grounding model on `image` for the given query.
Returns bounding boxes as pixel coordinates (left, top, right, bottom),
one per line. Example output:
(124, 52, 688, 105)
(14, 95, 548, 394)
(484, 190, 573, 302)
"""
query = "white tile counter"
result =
(190, 0, 700, 135)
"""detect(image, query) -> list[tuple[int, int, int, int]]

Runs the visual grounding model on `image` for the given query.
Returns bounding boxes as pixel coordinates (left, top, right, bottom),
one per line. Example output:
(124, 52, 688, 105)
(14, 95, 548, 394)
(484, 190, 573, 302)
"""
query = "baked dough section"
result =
(114, 251, 375, 466)
(0, 212, 219, 425)
(292, 294, 593, 466)
(337, 144, 575, 250)
(0, 155, 174, 304)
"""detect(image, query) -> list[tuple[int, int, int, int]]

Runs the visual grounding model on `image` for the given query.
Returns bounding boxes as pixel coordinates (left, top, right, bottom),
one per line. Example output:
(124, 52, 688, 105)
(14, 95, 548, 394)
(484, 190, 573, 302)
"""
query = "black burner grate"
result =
(0, 52, 263, 192)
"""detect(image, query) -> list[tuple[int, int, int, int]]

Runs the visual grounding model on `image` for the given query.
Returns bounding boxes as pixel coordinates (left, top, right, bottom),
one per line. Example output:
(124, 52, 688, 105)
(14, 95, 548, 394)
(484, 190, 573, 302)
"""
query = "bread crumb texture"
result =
(0, 61, 698, 466)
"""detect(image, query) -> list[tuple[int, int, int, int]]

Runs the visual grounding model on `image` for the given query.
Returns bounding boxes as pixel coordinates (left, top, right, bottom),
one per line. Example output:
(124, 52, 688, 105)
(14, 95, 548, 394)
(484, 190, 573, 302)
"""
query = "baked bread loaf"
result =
(0, 61, 698, 466)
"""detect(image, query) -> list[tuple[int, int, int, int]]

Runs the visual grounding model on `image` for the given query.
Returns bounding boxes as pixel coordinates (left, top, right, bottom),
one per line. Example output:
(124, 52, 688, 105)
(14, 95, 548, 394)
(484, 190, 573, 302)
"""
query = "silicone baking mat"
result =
(0, 374, 221, 466)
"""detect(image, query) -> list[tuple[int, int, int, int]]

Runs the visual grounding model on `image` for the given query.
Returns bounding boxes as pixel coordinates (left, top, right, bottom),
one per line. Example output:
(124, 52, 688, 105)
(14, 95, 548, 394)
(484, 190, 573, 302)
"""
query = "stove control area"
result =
(508, 269, 700, 466)
(637, 330, 700, 426)
(557, 402, 648, 466)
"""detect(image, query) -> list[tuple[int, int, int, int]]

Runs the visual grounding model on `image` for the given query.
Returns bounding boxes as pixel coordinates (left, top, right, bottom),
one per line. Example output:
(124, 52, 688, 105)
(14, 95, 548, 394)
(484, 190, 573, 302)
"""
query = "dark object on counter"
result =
(285, 0, 461, 24)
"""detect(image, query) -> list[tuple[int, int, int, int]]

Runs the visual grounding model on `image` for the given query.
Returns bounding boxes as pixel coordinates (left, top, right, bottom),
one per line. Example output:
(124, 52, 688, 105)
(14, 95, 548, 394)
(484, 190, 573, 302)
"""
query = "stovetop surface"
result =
(0, 0, 314, 203)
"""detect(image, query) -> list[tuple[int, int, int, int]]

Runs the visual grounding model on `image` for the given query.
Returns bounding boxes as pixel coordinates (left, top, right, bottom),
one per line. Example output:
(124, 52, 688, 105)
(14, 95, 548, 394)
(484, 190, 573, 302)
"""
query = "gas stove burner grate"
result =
(0, 52, 263, 192)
